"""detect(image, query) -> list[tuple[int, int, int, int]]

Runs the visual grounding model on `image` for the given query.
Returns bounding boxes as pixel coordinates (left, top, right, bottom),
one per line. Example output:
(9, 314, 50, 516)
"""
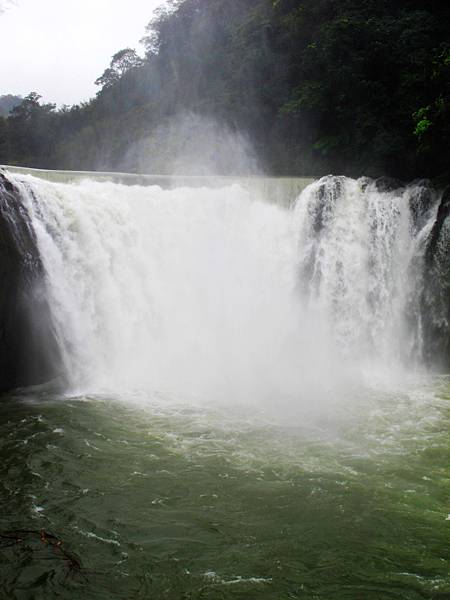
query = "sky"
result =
(0, 0, 166, 106)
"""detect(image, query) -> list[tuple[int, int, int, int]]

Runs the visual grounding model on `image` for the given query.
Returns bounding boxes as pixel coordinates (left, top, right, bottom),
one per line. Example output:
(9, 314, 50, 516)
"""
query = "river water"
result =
(0, 174, 449, 598)
(1, 380, 449, 599)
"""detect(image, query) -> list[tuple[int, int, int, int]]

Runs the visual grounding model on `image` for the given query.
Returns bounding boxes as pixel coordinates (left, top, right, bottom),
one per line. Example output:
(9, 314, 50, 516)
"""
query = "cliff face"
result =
(422, 188, 450, 370)
(0, 171, 61, 392)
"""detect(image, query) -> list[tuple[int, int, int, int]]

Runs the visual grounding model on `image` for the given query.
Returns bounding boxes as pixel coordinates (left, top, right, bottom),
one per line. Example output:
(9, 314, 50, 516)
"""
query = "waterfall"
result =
(293, 176, 438, 367)
(4, 171, 447, 398)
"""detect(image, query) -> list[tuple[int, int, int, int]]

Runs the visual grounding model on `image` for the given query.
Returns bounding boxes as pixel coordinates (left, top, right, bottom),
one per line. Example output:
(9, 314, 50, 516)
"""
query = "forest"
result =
(0, 0, 449, 179)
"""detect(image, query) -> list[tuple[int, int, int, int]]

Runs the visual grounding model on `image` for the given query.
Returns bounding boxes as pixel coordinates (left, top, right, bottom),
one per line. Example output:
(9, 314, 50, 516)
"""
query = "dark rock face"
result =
(311, 175, 343, 233)
(408, 180, 437, 233)
(373, 176, 404, 194)
(422, 187, 450, 370)
(0, 171, 61, 392)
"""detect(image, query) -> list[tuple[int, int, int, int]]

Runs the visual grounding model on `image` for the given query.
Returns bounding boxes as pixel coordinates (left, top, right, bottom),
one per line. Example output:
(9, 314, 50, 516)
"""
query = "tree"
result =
(95, 48, 143, 90)
(7, 93, 57, 167)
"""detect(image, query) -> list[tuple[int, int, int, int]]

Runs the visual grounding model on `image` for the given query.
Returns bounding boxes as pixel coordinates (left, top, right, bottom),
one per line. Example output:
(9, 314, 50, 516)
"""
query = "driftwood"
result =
(0, 529, 85, 579)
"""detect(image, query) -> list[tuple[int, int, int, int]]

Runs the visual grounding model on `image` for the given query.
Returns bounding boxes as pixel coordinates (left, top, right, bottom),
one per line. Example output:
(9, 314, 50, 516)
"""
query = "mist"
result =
(0, 0, 16, 14)
(122, 112, 261, 176)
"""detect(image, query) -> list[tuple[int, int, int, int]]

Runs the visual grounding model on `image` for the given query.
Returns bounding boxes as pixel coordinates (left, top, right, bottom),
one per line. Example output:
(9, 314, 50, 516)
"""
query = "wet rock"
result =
(421, 187, 450, 370)
(312, 175, 343, 233)
(0, 171, 61, 392)
(408, 179, 437, 233)
(373, 176, 404, 193)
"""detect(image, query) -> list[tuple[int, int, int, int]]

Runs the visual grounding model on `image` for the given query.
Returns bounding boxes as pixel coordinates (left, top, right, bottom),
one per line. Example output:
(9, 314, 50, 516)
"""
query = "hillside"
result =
(0, 0, 448, 179)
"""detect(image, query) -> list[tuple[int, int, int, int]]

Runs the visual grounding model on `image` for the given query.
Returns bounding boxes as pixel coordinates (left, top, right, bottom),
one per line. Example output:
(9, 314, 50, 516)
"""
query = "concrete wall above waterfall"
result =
(1, 165, 315, 209)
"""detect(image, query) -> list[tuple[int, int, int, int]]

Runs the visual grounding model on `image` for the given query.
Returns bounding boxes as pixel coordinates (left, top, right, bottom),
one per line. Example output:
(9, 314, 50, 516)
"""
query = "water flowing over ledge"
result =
(0, 165, 315, 209)
(0, 167, 448, 396)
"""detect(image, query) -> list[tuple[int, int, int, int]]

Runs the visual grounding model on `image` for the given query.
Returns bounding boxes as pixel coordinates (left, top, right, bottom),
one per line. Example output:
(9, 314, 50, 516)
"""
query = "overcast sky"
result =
(0, 0, 166, 106)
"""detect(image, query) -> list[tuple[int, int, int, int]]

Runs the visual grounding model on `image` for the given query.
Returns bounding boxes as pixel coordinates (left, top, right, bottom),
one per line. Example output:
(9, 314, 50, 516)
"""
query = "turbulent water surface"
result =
(0, 174, 449, 598)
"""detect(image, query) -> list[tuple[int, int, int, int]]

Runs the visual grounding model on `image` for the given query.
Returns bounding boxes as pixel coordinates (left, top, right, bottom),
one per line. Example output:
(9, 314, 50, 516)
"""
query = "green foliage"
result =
(1, 0, 450, 179)
(414, 118, 432, 139)
(413, 107, 432, 139)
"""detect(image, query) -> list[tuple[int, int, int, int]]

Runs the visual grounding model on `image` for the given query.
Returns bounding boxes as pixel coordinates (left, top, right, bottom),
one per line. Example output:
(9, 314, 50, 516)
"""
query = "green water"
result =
(0, 379, 449, 599)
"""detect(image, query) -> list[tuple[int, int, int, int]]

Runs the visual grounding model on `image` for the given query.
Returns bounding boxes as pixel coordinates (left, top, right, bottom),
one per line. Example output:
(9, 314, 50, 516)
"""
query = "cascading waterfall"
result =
(8, 173, 443, 401)
(294, 176, 438, 367)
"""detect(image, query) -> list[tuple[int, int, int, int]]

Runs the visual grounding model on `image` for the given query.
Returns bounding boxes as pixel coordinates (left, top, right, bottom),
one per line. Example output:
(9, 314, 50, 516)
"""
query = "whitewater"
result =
(11, 174, 439, 401)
